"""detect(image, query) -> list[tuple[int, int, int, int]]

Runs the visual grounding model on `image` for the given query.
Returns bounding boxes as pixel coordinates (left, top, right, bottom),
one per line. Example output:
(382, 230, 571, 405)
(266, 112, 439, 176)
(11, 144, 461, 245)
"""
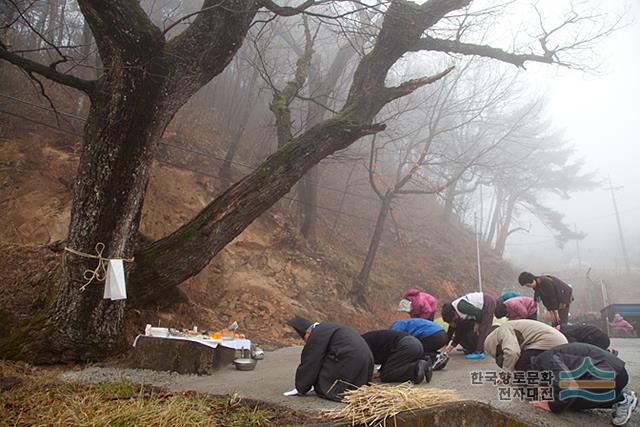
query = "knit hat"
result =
(287, 315, 314, 339)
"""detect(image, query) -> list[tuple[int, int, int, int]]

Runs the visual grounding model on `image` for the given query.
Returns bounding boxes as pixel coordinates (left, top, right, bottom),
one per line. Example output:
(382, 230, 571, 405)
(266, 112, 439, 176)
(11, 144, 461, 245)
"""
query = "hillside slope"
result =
(0, 127, 518, 348)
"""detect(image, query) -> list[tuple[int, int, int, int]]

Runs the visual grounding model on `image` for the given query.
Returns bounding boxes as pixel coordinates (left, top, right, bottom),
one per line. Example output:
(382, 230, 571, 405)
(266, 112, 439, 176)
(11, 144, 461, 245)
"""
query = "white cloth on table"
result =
(132, 334, 251, 351)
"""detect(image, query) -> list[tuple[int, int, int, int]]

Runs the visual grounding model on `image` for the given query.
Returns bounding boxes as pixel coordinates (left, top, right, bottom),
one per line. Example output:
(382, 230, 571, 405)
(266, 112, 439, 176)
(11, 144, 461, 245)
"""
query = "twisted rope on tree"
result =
(63, 243, 134, 291)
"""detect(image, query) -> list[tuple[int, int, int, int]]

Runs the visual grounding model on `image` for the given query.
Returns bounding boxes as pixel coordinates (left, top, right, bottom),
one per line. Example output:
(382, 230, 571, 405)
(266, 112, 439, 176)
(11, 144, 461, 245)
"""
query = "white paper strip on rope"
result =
(104, 259, 127, 300)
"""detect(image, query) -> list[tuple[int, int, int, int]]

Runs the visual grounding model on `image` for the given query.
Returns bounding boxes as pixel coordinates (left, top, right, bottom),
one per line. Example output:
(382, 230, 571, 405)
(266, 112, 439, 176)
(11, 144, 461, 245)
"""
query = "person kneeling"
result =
(287, 315, 374, 401)
(362, 329, 431, 384)
(530, 342, 637, 426)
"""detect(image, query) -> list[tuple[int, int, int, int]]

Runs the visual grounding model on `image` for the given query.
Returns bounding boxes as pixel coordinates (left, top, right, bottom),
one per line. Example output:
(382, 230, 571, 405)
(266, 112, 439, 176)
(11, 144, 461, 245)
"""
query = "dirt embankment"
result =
(0, 130, 518, 349)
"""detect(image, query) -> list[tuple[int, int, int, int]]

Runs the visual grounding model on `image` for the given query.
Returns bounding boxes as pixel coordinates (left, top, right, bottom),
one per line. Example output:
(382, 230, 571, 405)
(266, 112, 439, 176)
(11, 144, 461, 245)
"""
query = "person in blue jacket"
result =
(389, 318, 449, 370)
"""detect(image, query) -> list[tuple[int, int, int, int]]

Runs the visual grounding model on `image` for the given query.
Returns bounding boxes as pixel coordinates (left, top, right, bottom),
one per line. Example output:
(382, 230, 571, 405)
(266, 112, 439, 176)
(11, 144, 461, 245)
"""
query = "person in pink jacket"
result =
(609, 314, 635, 336)
(494, 296, 538, 321)
(399, 289, 437, 321)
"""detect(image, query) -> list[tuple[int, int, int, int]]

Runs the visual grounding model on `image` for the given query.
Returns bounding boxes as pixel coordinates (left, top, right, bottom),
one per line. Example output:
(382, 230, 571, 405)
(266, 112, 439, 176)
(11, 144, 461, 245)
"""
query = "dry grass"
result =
(0, 361, 308, 427)
(323, 382, 459, 427)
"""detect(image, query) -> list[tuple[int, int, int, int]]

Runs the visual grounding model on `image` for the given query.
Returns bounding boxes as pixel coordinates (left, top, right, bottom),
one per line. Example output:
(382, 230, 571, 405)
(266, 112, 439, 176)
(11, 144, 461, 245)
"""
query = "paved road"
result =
(168, 339, 640, 426)
(63, 339, 640, 426)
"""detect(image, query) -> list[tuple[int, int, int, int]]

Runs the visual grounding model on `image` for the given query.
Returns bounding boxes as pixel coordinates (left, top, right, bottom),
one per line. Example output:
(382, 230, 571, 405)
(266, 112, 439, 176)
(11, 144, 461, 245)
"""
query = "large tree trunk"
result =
(47, 65, 171, 360)
(129, 118, 386, 305)
(41, 0, 260, 361)
(352, 194, 393, 306)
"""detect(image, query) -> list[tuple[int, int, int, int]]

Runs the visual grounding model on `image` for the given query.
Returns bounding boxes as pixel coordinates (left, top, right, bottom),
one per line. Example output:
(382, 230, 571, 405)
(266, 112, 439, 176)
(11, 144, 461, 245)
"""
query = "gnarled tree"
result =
(0, 0, 613, 361)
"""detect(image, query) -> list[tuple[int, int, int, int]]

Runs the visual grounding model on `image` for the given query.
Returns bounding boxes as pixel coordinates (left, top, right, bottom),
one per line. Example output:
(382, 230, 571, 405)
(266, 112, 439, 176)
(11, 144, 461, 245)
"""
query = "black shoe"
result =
(413, 360, 427, 384)
(424, 362, 433, 383)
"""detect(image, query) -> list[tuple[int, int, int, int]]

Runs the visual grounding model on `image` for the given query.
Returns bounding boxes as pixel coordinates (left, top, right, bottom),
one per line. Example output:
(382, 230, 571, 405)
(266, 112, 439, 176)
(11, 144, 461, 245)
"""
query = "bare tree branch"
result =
(0, 45, 95, 93)
(410, 36, 554, 68)
(382, 65, 455, 103)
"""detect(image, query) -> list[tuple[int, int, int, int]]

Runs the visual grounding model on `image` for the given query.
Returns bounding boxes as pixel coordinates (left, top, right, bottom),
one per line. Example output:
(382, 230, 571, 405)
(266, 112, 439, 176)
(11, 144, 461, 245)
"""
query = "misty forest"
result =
(1, 0, 639, 425)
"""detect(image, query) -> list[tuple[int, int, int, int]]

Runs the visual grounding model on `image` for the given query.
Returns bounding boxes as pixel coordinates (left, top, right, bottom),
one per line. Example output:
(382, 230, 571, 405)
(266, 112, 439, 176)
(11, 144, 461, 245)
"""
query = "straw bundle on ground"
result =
(323, 382, 459, 427)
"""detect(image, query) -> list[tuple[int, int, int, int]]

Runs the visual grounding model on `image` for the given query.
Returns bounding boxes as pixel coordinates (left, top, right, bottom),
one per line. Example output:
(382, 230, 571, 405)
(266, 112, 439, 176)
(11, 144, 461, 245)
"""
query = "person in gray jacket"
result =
(287, 315, 374, 401)
(484, 319, 568, 372)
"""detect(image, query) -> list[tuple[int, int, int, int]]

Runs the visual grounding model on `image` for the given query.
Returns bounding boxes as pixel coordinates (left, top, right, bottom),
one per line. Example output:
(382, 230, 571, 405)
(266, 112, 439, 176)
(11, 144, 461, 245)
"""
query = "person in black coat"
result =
(287, 315, 374, 401)
(530, 343, 637, 425)
(560, 323, 611, 351)
(361, 329, 431, 384)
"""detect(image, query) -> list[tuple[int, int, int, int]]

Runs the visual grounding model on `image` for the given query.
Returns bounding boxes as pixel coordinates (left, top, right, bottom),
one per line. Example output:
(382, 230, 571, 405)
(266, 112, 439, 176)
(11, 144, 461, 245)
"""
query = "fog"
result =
(503, 0, 640, 274)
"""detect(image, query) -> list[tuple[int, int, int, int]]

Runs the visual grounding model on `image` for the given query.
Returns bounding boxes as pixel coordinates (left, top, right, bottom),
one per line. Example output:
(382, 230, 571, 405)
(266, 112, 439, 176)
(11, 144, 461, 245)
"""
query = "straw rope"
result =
(64, 243, 134, 291)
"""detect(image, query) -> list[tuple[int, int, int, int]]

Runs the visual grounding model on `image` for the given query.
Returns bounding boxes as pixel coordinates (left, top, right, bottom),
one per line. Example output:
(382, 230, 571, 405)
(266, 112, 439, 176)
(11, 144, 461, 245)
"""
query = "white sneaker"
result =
(432, 352, 449, 371)
(612, 390, 637, 426)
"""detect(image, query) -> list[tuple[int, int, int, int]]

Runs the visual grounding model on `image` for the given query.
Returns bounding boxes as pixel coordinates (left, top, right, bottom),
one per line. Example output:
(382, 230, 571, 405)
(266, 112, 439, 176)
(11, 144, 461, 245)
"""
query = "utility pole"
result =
(604, 176, 631, 273)
(475, 213, 483, 292)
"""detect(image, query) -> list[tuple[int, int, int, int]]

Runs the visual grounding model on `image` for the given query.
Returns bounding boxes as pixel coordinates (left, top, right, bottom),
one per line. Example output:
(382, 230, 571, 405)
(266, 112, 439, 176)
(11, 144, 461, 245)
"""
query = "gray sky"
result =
(504, 0, 640, 273)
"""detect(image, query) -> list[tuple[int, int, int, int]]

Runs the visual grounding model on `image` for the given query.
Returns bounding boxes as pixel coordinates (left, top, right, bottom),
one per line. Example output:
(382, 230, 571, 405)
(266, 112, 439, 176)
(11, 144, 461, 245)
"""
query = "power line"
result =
(0, 108, 79, 136)
(0, 92, 384, 204)
(0, 104, 393, 229)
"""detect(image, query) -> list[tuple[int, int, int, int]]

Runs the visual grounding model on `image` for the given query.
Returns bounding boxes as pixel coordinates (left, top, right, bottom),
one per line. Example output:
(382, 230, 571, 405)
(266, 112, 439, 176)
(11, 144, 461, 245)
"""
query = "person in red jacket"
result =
(519, 272, 573, 326)
(399, 289, 437, 321)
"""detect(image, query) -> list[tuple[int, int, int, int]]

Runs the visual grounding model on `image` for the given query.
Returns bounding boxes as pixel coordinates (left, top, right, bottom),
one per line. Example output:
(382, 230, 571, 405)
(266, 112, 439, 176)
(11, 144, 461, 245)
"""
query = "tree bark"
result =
(42, 0, 260, 361)
(441, 179, 458, 222)
(352, 194, 393, 306)
(494, 193, 517, 256)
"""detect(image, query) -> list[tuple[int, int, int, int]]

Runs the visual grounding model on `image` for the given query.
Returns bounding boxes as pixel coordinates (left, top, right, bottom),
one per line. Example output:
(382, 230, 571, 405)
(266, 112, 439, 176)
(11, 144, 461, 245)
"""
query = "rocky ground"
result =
(60, 338, 640, 426)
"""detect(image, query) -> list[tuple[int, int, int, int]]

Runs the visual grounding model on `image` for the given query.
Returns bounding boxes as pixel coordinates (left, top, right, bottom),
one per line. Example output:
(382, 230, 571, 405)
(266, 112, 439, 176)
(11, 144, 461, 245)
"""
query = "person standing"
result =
(441, 291, 497, 360)
(494, 296, 538, 321)
(484, 319, 567, 372)
(398, 289, 438, 321)
(287, 315, 373, 401)
(361, 329, 431, 384)
(518, 272, 573, 326)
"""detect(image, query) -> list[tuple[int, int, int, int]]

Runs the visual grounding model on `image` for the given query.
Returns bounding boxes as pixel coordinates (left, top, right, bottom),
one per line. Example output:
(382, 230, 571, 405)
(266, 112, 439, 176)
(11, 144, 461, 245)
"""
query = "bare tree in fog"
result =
(477, 100, 598, 255)
(0, 0, 616, 361)
(352, 62, 531, 304)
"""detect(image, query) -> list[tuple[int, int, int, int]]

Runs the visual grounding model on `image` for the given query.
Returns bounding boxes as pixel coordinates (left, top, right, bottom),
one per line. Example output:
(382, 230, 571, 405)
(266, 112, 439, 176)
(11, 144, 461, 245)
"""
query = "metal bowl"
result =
(251, 347, 264, 360)
(233, 358, 257, 371)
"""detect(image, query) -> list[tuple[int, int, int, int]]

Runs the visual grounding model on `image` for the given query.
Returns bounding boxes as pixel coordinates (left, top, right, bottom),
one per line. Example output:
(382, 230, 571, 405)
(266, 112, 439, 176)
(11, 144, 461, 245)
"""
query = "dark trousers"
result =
(514, 349, 545, 372)
(566, 368, 628, 410)
(418, 330, 448, 360)
(379, 336, 424, 383)
(449, 321, 478, 353)
(476, 294, 497, 353)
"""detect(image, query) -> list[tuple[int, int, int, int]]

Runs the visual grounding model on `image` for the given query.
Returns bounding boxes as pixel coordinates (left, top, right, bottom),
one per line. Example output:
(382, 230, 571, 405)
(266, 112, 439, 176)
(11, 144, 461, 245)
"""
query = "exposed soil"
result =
(0, 118, 518, 351)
